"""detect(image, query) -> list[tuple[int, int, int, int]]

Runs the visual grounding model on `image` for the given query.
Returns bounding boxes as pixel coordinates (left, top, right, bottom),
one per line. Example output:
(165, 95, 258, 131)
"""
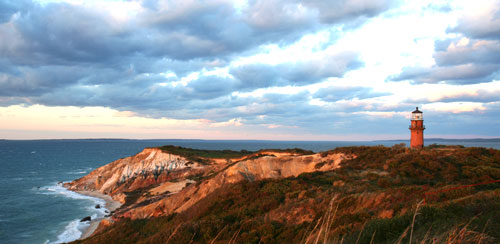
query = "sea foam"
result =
(50, 219, 86, 244)
(41, 183, 108, 244)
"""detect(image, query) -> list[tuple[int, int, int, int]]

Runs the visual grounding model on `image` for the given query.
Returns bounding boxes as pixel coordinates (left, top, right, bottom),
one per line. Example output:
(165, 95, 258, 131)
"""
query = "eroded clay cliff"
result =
(67, 147, 352, 220)
(66, 148, 212, 203)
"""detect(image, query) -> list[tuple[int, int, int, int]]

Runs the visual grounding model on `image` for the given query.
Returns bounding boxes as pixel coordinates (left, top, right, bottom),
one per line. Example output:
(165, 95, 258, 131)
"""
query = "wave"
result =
(67, 167, 93, 175)
(41, 184, 104, 204)
(49, 219, 86, 244)
(41, 183, 109, 244)
(67, 170, 88, 175)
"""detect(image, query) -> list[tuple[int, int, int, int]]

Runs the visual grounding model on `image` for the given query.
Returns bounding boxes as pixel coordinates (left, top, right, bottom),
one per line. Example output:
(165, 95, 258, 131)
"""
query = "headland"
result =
(66, 144, 500, 243)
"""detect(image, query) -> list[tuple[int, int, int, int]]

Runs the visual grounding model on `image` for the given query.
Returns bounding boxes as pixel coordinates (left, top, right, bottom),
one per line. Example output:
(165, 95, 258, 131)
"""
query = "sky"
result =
(0, 0, 499, 140)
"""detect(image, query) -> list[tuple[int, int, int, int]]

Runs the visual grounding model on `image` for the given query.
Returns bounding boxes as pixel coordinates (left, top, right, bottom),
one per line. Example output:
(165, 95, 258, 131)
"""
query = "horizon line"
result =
(2, 137, 500, 142)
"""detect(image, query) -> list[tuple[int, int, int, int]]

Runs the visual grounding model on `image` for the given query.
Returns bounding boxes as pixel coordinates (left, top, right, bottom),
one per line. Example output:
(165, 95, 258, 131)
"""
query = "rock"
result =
(57, 181, 63, 185)
(95, 204, 101, 209)
(104, 210, 109, 214)
(80, 216, 91, 222)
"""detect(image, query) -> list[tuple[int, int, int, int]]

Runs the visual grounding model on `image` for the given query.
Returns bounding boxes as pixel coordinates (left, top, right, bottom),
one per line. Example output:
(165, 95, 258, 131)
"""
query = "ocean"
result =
(1, 139, 499, 244)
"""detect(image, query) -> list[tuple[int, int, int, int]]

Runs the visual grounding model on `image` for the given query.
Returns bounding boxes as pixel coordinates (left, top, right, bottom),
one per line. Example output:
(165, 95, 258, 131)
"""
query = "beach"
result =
(75, 191, 122, 240)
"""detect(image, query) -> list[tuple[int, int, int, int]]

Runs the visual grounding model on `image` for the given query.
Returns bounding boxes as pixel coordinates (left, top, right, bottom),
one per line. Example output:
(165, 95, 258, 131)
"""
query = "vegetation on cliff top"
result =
(73, 145, 500, 244)
(156, 145, 314, 164)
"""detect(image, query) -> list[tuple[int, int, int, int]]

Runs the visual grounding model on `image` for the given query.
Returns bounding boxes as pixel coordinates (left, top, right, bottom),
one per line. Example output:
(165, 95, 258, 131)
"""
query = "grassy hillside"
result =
(73, 145, 500, 244)
(156, 145, 314, 164)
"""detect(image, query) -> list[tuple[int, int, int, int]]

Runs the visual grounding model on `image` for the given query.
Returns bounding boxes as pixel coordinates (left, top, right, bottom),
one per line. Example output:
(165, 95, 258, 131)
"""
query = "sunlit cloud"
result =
(1, 0, 499, 139)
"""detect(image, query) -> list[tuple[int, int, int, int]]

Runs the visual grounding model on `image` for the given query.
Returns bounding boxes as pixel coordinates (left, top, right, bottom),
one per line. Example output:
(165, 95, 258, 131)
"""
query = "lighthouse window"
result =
(412, 114, 422, 120)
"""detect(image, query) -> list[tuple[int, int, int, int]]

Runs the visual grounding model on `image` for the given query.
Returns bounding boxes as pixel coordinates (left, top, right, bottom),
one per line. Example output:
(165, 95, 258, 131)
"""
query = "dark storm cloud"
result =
(314, 86, 390, 102)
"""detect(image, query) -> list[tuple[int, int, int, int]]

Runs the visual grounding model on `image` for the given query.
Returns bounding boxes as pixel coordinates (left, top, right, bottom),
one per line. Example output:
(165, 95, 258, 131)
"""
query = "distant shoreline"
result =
(375, 138, 500, 142)
(2, 138, 500, 142)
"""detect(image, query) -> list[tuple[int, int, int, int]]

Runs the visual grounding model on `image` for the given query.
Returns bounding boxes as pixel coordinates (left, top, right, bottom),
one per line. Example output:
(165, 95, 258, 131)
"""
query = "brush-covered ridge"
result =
(70, 144, 500, 244)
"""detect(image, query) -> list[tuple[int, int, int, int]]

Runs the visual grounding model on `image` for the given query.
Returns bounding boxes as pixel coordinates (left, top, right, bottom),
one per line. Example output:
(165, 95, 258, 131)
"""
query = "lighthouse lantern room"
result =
(409, 107, 425, 149)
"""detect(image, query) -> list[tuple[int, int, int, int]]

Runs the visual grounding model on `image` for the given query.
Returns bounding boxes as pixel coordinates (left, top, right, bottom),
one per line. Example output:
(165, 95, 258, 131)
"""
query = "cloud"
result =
(392, 64, 499, 84)
(243, 0, 318, 31)
(231, 51, 363, 88)
(314, 86, 390, 102)
(392, 37, 500, 84)
(424, 2, 452, 12)
(0, 0, 391, 66)
(2, 3, 128, 65)
(448, 0, 500, 39)
(302, 0, 394, 23)
(392, 0, 500, 85)
(407, 89, 500, 103)
(0, 0, 31, 23)
(0, 0, 380, 116)
(185, 76, 236, 100)
(0, 65, 92, 96)
(230, 63, 280, 90)
(9, 0, 476, 139)
(434, 38, 500, 66)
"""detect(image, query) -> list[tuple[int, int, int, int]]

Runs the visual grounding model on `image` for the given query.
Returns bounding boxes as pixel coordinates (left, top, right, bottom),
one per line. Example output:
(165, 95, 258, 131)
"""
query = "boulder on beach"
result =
(80, 216, 91, 222)
(95, 204, 101, 209)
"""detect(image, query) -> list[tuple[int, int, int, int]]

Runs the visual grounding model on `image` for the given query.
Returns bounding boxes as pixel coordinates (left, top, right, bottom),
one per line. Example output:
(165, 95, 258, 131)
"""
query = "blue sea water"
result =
(0, 139, 499, 244)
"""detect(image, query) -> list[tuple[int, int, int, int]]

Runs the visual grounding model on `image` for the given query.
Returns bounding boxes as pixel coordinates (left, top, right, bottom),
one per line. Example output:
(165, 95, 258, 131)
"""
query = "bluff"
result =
(67, 146, 351, 219)
(70, 145, 500, 244)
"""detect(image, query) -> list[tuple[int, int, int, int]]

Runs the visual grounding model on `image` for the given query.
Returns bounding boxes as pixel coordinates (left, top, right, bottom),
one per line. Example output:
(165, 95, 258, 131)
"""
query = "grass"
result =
(156, 145, 314, 165)
(72, 145, 500, 244)
(157, 145, 254, 164)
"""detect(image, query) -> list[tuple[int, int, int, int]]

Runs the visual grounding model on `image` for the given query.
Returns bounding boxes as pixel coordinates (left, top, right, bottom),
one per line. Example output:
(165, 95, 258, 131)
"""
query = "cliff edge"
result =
(66, 146, 351, 220)
(69, 145, 500, 244)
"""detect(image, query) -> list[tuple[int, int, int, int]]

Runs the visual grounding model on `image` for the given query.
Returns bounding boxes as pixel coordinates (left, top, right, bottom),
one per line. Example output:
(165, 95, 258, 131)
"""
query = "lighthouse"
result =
(409, 107, 425, 149)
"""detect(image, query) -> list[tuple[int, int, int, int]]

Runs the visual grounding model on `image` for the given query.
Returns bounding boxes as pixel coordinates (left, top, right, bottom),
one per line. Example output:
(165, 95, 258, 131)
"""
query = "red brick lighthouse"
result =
(409, 107, 425, 149)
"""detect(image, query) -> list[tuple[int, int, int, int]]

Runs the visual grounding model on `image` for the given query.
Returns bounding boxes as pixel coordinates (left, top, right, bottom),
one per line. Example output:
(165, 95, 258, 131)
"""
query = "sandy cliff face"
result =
(67, 147, 352, 220)
(116, 152, 351, 219)
(66, 148, 209, 203)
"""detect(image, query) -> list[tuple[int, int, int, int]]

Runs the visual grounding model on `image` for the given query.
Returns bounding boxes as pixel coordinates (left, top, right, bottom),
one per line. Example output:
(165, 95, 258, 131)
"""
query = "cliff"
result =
(67, 146, 351, 219)
(118, 151, 350, 219)
(70, 145, 500, 244)
(66, 147, 213, 203)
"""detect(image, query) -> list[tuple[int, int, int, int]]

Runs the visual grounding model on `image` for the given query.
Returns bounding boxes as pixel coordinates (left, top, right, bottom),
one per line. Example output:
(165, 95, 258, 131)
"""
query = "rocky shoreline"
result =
(72, 190, 122, 240)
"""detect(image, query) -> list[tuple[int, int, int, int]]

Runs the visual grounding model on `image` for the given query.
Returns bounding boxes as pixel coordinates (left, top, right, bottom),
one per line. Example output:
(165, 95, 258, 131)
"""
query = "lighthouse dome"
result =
(411, 107, 423, 120)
